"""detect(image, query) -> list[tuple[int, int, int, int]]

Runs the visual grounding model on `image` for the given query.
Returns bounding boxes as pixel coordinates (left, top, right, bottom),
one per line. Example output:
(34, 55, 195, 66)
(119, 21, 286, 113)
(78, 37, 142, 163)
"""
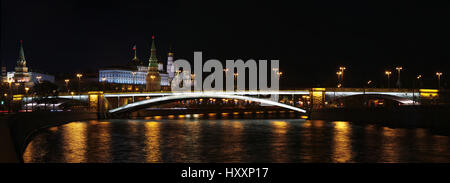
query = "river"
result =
(23, 118, 450, 163)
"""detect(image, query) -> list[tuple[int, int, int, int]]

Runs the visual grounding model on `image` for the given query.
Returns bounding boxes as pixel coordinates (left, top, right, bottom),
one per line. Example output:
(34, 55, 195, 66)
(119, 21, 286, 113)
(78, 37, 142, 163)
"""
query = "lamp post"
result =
(396, 66, 403, 89)
(234, 73, 238, 91)
(70, 92, 75, 106)
(101, 77, 106, 91)
(339, 66, 346, 87)
(64, 79, 70, 93)
(191, 74, 195, 88)
(336, 71, 342, 87)
(416, 74, 422, 88)
(76, 74, 83, 102)
(6, 79, 13, 113)
(36, 75, 42, 83)
(436, 72, 443, 89)
(414, 74, 422, 104)
(76, 73, 83, 93)
(277, 71, 283, 77)
(385, 71, 392, 88)
(25, 87, 29, 112)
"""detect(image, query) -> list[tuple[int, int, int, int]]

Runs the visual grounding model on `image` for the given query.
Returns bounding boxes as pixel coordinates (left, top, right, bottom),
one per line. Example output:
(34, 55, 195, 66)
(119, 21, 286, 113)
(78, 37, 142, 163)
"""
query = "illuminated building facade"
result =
(98, 36, 172, 91)
(7, 72, 55, 84)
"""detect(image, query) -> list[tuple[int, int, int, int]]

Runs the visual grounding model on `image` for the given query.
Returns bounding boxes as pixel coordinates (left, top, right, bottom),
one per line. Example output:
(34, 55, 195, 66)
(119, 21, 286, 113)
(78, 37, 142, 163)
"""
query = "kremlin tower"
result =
(13, 40, 30, 84)
(167, 47, 175, 81)
(145, 36, 161, 91)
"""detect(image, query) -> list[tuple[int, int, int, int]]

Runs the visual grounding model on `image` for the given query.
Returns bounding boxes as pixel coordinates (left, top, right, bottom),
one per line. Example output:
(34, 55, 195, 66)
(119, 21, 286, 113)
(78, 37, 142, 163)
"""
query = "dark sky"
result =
(1, 0, 450, 88)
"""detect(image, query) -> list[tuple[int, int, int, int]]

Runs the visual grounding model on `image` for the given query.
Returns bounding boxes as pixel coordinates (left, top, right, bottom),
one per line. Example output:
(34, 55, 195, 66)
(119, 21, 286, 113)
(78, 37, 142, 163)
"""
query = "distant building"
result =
(13, 40, 31, 86)
(5, 41, 55, 91)
(7, 71, 55, 84)
(99, 36, 173, 91)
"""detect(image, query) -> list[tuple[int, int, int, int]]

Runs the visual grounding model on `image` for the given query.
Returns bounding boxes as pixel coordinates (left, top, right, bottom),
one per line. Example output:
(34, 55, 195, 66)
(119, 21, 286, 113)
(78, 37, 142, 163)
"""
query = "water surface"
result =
(23, 119, 450, 163)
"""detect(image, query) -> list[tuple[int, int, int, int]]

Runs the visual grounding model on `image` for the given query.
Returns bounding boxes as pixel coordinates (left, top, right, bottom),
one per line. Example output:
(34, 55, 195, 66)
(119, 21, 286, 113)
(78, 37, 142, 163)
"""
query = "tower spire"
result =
(18, 40, 26, 65)
(133, 44, 137, 59)
(146, 35, 161, 91)
(13, 40, 30, 83)
(148, 35, 158, 68)
(130, 44, 142, 66)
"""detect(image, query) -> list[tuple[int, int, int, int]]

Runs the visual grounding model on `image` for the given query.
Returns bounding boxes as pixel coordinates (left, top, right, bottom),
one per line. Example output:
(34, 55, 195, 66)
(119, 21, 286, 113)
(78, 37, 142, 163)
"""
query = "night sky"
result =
(1, 0, 449, 88)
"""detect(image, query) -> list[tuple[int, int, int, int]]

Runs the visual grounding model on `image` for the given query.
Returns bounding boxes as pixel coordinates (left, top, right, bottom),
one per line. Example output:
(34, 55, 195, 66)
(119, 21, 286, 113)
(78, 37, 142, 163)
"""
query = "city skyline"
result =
(1, 1, 449, 89)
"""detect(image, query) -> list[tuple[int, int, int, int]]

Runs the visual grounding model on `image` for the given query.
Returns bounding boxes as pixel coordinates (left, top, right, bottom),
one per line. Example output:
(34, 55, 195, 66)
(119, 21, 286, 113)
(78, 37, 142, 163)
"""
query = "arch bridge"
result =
(19, 88, 439, 116)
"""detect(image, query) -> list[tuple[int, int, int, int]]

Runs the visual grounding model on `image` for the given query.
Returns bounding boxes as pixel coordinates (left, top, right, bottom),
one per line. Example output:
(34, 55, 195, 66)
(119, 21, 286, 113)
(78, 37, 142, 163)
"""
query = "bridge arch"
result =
(108, 93, 307, 114)
(332, 94, 416, 106)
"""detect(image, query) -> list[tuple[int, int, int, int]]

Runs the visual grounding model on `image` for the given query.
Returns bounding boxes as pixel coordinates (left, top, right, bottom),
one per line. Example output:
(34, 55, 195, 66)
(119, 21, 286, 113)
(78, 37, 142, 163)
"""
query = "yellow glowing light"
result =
(49, 126, 58, 132)
(13, 94, 23, 101)
(419, 89, 438, 93)
(271, 121, 288, 134)
(312, 88, 326, 91)
(300, 115, 308, 119)
(332, 121, 352, 163)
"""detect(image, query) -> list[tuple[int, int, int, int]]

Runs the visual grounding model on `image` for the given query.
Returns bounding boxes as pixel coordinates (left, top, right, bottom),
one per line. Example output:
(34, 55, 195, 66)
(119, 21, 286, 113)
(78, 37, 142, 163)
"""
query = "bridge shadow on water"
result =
(128, 108, 308, 121)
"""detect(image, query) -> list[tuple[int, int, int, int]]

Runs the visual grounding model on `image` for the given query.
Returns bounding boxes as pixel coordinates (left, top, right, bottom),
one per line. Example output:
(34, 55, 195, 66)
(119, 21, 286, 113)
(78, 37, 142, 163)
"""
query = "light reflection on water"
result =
(23, 119, 450, 163)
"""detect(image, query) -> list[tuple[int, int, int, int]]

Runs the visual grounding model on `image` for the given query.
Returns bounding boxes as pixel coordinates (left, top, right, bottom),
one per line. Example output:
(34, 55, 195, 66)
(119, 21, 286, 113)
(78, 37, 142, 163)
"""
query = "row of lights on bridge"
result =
(337, 66, 444, 88)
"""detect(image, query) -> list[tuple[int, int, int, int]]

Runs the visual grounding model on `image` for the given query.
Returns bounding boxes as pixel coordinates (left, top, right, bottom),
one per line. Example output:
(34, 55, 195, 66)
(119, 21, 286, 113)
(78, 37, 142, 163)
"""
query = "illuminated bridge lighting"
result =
(108, 93, 307, 114)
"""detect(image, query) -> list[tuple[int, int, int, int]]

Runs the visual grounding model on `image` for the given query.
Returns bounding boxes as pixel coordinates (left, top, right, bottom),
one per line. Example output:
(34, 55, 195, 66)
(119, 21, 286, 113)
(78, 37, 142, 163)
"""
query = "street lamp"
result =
(385, 71, 392, 88)
(339, 66, 346, 87)
(25, 87, 29, 112)
(76, 73, 83, 93)
(414, 74, 423, 105)
(36, 75, 42, 83)
(395, 66, 403, 88)
(277, 71, 283, 77)
(436, 72, 443, 89)
(367, 80, 372, 87)
(64, 79, 70, 92)
(336, 71, 343, 87)
(76, 73, 83, 102)
(101, 77, 106, 91)
(7, 79, 12, 113)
